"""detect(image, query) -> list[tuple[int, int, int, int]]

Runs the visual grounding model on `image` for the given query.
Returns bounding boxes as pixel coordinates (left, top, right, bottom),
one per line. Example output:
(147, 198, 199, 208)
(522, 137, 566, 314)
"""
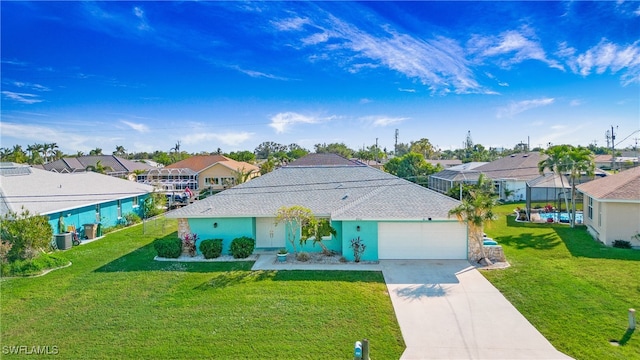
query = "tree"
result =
(395, 142, 410, 157)
(567, 146, 595, 227)
(384, 153, 442, 186)
(227, 150, 256, 163)
(113, 145, 127, 158)
(275, 205, 315, 255)
(1, 208, 53, 261)
(538, 145, 572, 224)
(86, 160, 112, 174)
(410, 138, 439, 159)
(142, 192, 167, 219)
(448, 174, 498, 265)
(314, 142, 355, 158)
(233, 167, 257, 185)
(89, 148, 103, 156)
(259, 157, 276, 175)
(287, 143, 309, 159)
(254, 141, 287, 159)
(301, 217, 336, 255)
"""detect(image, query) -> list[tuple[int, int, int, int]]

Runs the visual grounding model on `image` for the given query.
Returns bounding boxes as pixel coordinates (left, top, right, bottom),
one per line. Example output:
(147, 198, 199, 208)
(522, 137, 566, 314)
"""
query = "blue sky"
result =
(2, 1, 639, 155)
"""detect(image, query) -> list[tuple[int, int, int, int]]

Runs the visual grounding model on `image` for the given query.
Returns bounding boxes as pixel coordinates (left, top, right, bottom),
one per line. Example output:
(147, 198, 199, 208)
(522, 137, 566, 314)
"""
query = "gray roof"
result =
(0, 164, 154, 216)
(166, 165, 461, 220)
(43, 155, 155, 174)
(475, 152, 545, 181)
(288, 153, 364, 167)
(527, 173, 570, 189)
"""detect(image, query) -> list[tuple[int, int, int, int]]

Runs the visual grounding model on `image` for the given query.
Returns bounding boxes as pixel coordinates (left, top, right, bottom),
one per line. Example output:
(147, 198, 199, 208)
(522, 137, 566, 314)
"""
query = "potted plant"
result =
(277, 248, 288, 262)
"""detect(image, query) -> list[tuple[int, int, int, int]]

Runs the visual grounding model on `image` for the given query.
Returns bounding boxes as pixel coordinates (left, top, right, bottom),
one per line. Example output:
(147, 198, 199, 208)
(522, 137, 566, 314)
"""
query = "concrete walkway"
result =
(381, 260, 572, 360)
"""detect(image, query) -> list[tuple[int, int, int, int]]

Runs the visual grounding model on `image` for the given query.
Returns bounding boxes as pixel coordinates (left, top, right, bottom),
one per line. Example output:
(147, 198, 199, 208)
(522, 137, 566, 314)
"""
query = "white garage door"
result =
(378, 222, 467, 259)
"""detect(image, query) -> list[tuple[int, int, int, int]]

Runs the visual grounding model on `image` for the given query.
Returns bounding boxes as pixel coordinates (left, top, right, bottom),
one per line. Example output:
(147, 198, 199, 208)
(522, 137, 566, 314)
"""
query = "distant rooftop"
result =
(286, 153, 365, 167)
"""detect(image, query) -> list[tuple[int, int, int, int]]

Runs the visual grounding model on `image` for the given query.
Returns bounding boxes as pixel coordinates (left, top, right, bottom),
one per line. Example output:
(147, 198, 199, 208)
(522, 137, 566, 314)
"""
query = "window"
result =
(95, 204, 101, 222)
(205, 177, 220, 185)
(133, 196, 139, 208)
(117, 200, 122, 219)
(587, 197, 593, 220)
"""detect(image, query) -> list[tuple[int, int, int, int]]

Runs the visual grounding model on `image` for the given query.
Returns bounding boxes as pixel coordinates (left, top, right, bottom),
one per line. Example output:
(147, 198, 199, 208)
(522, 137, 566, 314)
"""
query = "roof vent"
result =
(523, 154, 529, 157)
(342, 193, 349, 200)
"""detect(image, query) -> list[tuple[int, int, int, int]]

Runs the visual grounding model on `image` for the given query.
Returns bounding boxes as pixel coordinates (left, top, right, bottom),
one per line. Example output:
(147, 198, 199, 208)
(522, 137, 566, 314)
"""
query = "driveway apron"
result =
(380, 260, 572, 360)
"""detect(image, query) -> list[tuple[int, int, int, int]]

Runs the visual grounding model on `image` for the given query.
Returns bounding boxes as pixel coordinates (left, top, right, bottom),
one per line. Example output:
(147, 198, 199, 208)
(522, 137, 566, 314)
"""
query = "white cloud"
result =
(12, 81, 50, 91)
(360, 115, 408, 127)
(0, 122, 96, 152)
(359, 98, 372, 104)
(272, 17, 309, 31)
(2, 91, 43, 104)
(569, 99, 583, 107)
(269, 112, 323, 133)
(231, 65, 289, 80)
(181, 131, 253, 147)
(565, 39, 640, 85)
(497, 98, 555, 118)
(120, 120, 149, 133)
(398, 88, 416, 93)
(133, 6, 151, 31)
(468, 28, 564, 71)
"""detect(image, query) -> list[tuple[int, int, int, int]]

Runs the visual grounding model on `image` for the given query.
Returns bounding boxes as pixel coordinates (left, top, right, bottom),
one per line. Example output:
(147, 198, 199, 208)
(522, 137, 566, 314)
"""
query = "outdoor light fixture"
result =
(356, 225, 361, 232)
(213, 222, 218, 228)
(428, 217, 432, 221)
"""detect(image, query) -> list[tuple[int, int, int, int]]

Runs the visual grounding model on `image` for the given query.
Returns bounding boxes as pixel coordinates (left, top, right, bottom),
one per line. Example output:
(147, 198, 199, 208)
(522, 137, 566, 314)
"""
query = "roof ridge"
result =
(330, 177, 398, 218)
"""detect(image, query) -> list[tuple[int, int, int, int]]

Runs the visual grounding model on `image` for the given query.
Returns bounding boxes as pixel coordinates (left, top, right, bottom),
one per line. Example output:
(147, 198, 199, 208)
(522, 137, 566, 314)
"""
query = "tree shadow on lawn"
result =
(94, 241, 254, 273)
(497, 218, 562, 251)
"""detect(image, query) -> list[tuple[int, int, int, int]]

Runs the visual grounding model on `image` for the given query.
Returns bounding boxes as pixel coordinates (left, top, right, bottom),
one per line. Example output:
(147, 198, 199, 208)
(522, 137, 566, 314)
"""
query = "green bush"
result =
(229, 236, 255, 259)
(1, 209, 53, 262)
(612, 240, 632, 249)
(1, 252, 69, 277)
(200, 239, 223, 259)
(154, 238, 182, 258)
(124, 212, 142, 225)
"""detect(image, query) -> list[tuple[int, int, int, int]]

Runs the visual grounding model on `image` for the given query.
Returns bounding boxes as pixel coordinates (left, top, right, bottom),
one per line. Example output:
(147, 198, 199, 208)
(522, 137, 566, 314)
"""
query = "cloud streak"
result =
(269, 112, 326, 133)
(2, 91, 43, 104)
(120, 120, 149, 133)
(497, 98, 555, 118)
(360, 115, 408, 127)
(563, 39, 640, 85)
(181, 131, 253, 147)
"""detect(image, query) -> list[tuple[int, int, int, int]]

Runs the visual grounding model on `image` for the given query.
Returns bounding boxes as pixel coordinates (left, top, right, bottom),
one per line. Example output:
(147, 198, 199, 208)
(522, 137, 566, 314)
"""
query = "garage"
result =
(378, 222, 467, 259)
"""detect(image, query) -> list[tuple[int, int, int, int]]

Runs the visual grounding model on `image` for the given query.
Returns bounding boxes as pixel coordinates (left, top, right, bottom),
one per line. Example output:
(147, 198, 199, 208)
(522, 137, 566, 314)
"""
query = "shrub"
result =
(200, 239, 223, 259)
(612, 240, 632, 249)
(230, 236, 255, 259)
(1, 252, 69, 277)
(181, 233, 198, 257)
(350, 236, 366, 263)
(1, 208, 53, 262)
(124, 212, 141, 225)
(154, 238, 182, 258)
(296, 252, 310, 262)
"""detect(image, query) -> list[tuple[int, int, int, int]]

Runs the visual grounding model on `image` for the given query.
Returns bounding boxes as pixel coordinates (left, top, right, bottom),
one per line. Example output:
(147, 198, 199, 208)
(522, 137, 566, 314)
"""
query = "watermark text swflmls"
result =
(2, 345, 59, 355)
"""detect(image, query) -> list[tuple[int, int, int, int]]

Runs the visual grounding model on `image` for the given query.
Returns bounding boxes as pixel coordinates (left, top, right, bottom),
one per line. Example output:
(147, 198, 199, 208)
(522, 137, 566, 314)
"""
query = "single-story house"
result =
(166, 154, 470, 261)
(0, 163, 154, 238)
(427, 162, 486, 195)
(577, 166, 640, 248)
(425, 159, 463, 168)
(139, 155, 259, 192)
(41, 155, 156, 181)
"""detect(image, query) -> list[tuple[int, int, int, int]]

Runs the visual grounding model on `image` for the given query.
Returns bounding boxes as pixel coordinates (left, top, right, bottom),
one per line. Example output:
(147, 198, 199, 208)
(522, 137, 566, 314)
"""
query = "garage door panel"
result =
(378, 222, 467, 260)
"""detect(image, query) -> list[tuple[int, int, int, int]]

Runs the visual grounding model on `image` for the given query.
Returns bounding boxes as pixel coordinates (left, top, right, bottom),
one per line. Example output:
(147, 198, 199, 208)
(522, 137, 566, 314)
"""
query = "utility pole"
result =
(610, 125, 617, 171)
(375, 137, 379, 163)
(394, 129, 399, 156)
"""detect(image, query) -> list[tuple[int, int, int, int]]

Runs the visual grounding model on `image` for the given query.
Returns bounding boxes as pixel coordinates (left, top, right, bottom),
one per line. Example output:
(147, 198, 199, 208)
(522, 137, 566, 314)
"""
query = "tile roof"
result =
(576, 166, 640, 201)
(0, 164, 154, 216)
(287, 153, 364, 167)
(166, 155, 258, 173)
(166, 165, 461, 220)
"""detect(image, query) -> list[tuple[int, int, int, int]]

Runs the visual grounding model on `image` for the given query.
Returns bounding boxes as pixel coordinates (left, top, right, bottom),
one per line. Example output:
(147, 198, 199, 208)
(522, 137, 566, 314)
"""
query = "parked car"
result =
(165, 192, 188, 204)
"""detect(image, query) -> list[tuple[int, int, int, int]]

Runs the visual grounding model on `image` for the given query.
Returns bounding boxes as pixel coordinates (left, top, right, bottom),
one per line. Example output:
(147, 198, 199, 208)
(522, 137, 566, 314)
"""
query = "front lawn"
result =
(1, 218, 404, 359)
(483, 203, 640, 360)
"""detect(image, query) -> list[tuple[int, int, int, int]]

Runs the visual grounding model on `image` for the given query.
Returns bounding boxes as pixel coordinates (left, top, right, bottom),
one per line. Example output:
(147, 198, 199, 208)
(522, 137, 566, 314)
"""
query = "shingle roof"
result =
(43, 155, 155, 174)
(429, 162, 486, 181)
(475, 152, 546, 181)
(577, 166, 640, 201)
(0, 164, 154, 216)
(166, 165, 461, 220)
(527, 173, 570, 188)
(166, 155, 259, 173)
(287, 153, 363, 167)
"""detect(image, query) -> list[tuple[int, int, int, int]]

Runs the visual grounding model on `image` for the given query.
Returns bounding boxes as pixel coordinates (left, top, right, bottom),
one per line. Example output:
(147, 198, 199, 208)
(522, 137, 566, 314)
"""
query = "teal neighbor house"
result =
(166, 154, 469, 261)
(0, 163, 154, 238)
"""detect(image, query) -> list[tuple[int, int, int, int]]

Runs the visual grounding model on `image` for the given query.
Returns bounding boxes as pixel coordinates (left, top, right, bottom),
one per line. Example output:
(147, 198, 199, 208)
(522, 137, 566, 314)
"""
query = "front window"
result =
(587, 197, 593, 220)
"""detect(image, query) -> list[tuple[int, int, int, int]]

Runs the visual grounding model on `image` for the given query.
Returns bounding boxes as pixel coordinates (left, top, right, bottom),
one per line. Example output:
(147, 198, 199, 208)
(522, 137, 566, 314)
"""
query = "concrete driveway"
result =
(380, 260, 573, 360)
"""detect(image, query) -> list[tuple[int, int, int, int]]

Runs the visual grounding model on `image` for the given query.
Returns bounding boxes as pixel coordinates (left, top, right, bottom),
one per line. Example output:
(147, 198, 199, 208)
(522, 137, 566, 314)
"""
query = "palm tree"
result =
(46, 143, 58, 163)
(448, 174, 498, 265)
(233, 167, 257, 185)
(113, 145, 127, 158)
(567, 146, 595, 227)
(89, 148, 103, 156)
(86, 160, 112, 174)
(538, 145, 572, 222)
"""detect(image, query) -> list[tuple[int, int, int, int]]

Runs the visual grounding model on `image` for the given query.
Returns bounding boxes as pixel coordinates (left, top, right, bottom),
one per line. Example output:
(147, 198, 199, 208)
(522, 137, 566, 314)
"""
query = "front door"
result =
(255, 217, 285, 248)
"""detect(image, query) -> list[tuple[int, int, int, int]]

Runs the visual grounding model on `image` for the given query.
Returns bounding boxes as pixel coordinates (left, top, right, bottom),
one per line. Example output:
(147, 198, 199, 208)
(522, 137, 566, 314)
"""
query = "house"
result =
(428, 162, 486, 195)
(0, 163, 154, 238)
(141, 155, 259, 192)
(42, 155, 156, 180)
(594, 154, 639, 170)
(425, 159, 462, 168)
(473, 152, 546, 201)
(577, 167, 640, 248)
(166, 154, 470, 261)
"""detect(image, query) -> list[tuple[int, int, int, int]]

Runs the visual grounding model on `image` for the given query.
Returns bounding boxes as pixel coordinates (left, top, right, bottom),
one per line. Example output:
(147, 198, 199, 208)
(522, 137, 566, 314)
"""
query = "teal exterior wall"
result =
(283, 221, 343, 254)
(187, 217, 255, 256)
(340, 220, 378, 262)
(47, 195, 147, 236)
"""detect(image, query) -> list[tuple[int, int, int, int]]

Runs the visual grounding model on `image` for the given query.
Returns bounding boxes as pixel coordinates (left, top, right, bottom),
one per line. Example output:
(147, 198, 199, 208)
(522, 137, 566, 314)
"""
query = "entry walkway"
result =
(380, 260, 573, 360)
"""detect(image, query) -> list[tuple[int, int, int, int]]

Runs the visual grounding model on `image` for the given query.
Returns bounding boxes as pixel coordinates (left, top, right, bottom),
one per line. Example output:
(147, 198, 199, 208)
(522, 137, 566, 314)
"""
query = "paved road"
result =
(380, 260, 573, 360)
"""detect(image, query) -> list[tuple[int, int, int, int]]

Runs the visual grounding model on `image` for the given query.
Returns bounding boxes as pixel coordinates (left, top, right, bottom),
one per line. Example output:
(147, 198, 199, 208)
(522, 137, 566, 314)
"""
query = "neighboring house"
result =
(290, 153, 363, 167)
(0, 163, 154, 238)
(166, 154, 468, 261)
(428, 162, 486, 195)
(473, 152, 546, 201)
(166, 155, 259, 190)
(425, 159, 463, 168)
(594, 154, 639, 170)
(42, 155, 155, 180)
(577, 167, 640, 248)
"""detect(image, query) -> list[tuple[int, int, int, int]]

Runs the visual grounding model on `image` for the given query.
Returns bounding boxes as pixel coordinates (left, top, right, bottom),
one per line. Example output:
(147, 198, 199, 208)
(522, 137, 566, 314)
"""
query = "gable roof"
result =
(166, 165, 461, 221)
(0, 164, 154, 216)
(43, 155, 155, 174)
(475, 152, 545, 181)
(166, 155, 258, 173)
(287, 153, 363, 167)
(577, 166, 640, 201)
(429, 162, 486, 182)
(527, 173, 570, 188)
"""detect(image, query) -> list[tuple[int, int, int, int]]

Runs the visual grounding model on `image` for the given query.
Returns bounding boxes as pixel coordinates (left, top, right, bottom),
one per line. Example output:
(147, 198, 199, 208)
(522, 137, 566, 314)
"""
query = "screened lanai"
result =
(525, 173, 571, 221)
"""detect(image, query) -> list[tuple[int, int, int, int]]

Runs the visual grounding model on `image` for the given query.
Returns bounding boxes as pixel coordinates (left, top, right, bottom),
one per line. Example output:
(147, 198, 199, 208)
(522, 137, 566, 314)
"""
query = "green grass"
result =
(483, 204, 640, 360)
(1, 218, 403, 359)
